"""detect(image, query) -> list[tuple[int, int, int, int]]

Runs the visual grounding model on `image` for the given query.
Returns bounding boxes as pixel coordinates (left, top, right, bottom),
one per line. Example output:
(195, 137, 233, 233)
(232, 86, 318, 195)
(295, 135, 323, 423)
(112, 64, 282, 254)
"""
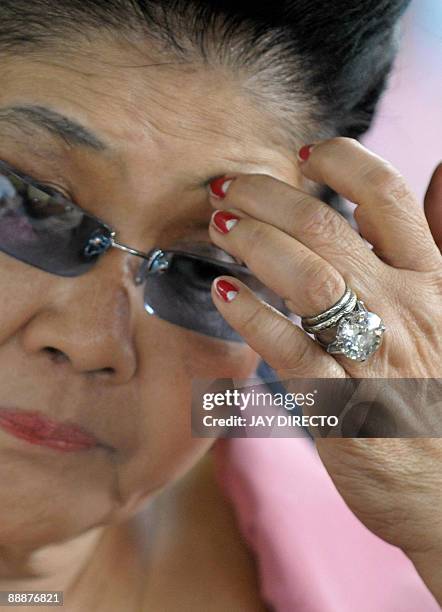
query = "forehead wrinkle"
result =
(116, 92, 269, 168)
(0, 53, 295, 190)
(58, 56, 266, 150)
(1, 52, 275, 159)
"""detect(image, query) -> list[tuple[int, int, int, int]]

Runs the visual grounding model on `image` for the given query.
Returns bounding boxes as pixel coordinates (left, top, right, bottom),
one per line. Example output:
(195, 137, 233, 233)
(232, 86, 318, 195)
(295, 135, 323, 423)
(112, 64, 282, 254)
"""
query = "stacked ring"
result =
(301, 284, 386, 362)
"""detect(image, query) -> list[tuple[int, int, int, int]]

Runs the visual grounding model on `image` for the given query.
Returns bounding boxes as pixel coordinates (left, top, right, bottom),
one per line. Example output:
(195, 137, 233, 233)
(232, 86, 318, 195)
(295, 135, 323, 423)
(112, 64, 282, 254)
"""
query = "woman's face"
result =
(0, 37, 301, 549)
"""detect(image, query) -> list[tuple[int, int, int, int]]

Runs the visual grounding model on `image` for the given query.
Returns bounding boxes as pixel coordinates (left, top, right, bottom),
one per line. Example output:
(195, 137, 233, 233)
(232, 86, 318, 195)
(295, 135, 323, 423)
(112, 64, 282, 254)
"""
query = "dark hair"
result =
(0, 0, 411, 210)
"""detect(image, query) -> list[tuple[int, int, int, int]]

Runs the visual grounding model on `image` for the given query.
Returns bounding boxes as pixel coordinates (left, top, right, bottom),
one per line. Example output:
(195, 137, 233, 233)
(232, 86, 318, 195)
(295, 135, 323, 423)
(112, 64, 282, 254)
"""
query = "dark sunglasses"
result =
(0, 160, 288, 342)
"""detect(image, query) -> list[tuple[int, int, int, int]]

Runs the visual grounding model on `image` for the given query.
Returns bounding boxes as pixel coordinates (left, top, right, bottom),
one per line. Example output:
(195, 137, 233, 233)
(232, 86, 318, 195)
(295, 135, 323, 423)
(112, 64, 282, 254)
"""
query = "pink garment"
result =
(213, 437, 440, 612)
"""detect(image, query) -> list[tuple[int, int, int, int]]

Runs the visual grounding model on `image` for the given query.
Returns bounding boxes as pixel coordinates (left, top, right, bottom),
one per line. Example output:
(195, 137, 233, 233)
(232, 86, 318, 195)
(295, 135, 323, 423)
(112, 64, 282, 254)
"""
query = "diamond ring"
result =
(301, 284, 386, 362)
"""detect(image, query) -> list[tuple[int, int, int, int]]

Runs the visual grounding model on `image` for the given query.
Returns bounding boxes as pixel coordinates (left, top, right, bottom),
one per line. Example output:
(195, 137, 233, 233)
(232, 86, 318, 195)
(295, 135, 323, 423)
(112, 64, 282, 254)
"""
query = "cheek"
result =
(0, 261, 260, 517)
(114, 324, 259, 514)
(0, 255, 49, 344)
(183, 332, 260, 379)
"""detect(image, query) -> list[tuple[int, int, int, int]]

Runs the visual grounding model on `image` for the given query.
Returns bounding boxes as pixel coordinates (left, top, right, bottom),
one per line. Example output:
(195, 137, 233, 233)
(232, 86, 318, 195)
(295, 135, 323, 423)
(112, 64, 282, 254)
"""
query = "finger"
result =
(424, 162, 442, 252)
(209, 209, 347, 317)
(211, 275, 344, 377)
(298, 138, 441, 272)
(208, 173, 384, 289)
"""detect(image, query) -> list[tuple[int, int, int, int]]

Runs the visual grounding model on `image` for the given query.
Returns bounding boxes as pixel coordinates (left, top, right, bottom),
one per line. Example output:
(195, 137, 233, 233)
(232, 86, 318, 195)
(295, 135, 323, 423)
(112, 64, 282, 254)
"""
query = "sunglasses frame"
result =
(0, 158, 259, 279)
(0, 159, 289, 340)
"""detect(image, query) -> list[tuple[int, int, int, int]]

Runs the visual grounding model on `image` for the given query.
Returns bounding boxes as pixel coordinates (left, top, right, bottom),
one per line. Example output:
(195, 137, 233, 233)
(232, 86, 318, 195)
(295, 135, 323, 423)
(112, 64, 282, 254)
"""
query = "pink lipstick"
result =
(0, 409, 99, 452)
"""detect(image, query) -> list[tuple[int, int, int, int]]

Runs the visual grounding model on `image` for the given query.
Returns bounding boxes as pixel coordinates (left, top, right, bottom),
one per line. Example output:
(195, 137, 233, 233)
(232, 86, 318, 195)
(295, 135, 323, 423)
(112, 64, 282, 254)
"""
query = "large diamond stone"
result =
(333, 309, 385, 361)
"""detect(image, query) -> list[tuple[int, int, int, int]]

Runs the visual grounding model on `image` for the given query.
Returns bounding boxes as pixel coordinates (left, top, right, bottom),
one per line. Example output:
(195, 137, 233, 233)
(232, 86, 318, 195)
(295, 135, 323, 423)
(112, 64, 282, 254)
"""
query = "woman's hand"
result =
(207, 138, 442, 602)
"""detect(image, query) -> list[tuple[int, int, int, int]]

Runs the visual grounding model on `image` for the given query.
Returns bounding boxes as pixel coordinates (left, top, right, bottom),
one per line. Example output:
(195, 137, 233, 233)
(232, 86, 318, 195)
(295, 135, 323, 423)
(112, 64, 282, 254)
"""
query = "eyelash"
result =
(2, 159, 74, 202)
(22, 167, 73, 198)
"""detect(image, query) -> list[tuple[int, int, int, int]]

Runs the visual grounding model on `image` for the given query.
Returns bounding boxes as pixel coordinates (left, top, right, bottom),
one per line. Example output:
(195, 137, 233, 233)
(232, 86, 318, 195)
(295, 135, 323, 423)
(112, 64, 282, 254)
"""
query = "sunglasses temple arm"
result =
(111, 239, 256, 284)
(111, 239, 153, 260)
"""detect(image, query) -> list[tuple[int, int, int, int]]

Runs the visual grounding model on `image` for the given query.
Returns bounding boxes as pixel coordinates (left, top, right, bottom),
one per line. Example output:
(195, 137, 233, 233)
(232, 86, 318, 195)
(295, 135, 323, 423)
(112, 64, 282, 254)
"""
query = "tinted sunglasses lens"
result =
(143, 252, 288, 342)
(0, 165, 108, 276)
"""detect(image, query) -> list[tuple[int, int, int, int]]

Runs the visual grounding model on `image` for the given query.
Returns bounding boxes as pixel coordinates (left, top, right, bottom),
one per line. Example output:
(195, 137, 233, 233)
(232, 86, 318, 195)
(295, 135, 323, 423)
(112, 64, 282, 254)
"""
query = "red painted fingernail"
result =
(211, 210, 240, 234)
(209, 176, 235, 198)
(215, 279, 239, 302)
(297, 144, 314, 162)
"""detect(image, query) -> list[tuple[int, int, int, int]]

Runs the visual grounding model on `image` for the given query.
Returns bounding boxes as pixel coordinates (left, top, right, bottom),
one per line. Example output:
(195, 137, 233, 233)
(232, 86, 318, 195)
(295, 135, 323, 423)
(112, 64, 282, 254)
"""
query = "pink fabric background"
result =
(364, 0, 442, 203)
(212, 2, 441, 610)
(213, 438, 439, 611)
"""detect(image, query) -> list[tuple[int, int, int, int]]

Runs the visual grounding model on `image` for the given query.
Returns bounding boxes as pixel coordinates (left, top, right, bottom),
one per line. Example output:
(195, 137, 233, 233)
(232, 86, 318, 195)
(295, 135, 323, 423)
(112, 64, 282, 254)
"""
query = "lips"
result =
(0, 408, 100, 452)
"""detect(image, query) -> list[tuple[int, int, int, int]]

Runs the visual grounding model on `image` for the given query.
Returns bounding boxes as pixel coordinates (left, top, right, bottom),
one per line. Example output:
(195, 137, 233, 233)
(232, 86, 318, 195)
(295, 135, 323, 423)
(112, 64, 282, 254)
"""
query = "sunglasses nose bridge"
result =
(108, 240, 170, 286)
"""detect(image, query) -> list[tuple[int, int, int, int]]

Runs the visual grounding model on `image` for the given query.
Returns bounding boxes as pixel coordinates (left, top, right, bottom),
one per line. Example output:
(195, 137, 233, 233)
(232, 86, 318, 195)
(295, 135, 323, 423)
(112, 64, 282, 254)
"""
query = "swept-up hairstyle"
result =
(0, 0, 411, 210)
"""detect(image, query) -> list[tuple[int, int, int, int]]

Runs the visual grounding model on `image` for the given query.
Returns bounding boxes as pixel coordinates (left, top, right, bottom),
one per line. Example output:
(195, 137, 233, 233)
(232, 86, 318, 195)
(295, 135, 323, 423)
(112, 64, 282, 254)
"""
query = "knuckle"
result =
(298, 203, 343, 244)
(366, 165, 411, 206)
(236, 299, 269, 337)
(285, 193, 313, 228)
(302, 258, 344, 310)
(242, 220, 272, 259)
(387, 177, 411, 204)
(235, 300, 312, 372)
(422, 267, 442, 296)
(273, 327, 312, 370)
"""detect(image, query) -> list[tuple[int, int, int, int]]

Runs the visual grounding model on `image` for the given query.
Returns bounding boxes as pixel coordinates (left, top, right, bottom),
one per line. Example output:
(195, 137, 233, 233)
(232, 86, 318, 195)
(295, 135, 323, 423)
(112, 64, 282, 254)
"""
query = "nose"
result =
(20, 251, 138, 384)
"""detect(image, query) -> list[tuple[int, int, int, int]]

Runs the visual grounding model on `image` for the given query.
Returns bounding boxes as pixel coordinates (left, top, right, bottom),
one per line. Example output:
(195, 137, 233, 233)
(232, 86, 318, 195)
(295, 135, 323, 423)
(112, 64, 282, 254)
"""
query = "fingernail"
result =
(211, 210, 239, 234)
(297, 144, 315, 162)
(209, 176, 235, 198)
(215, 279, 239, 302)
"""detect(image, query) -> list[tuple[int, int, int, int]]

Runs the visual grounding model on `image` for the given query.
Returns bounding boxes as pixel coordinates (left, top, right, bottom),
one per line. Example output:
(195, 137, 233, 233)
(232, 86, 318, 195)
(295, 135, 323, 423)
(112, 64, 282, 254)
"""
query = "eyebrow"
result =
(0, 104, 107, 151)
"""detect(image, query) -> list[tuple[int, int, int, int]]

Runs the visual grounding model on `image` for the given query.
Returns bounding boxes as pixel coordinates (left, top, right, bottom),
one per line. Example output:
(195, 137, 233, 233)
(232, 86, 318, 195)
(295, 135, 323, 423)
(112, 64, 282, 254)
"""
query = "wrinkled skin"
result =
(0, 30, 441, 607)
(207, 142, 442, 602)
(0, 38, 299, 593)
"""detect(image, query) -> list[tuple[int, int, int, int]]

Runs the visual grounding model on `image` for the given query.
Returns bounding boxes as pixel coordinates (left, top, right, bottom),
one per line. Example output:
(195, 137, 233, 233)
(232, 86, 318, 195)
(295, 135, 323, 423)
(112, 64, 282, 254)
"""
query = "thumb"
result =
(424, 162, 442, 252)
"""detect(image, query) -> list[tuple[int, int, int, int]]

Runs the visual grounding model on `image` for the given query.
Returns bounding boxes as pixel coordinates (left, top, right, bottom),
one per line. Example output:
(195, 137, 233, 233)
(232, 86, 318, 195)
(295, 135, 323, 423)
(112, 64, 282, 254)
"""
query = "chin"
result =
(0, 444, 117, 550)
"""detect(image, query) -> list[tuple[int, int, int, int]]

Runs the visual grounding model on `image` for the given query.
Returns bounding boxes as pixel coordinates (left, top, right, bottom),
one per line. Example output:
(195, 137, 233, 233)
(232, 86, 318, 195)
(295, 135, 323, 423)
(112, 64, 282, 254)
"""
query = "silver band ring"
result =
(301, 285, 354, 326)
(301, 284, 386, 362)
(301, 290, 358, 334)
